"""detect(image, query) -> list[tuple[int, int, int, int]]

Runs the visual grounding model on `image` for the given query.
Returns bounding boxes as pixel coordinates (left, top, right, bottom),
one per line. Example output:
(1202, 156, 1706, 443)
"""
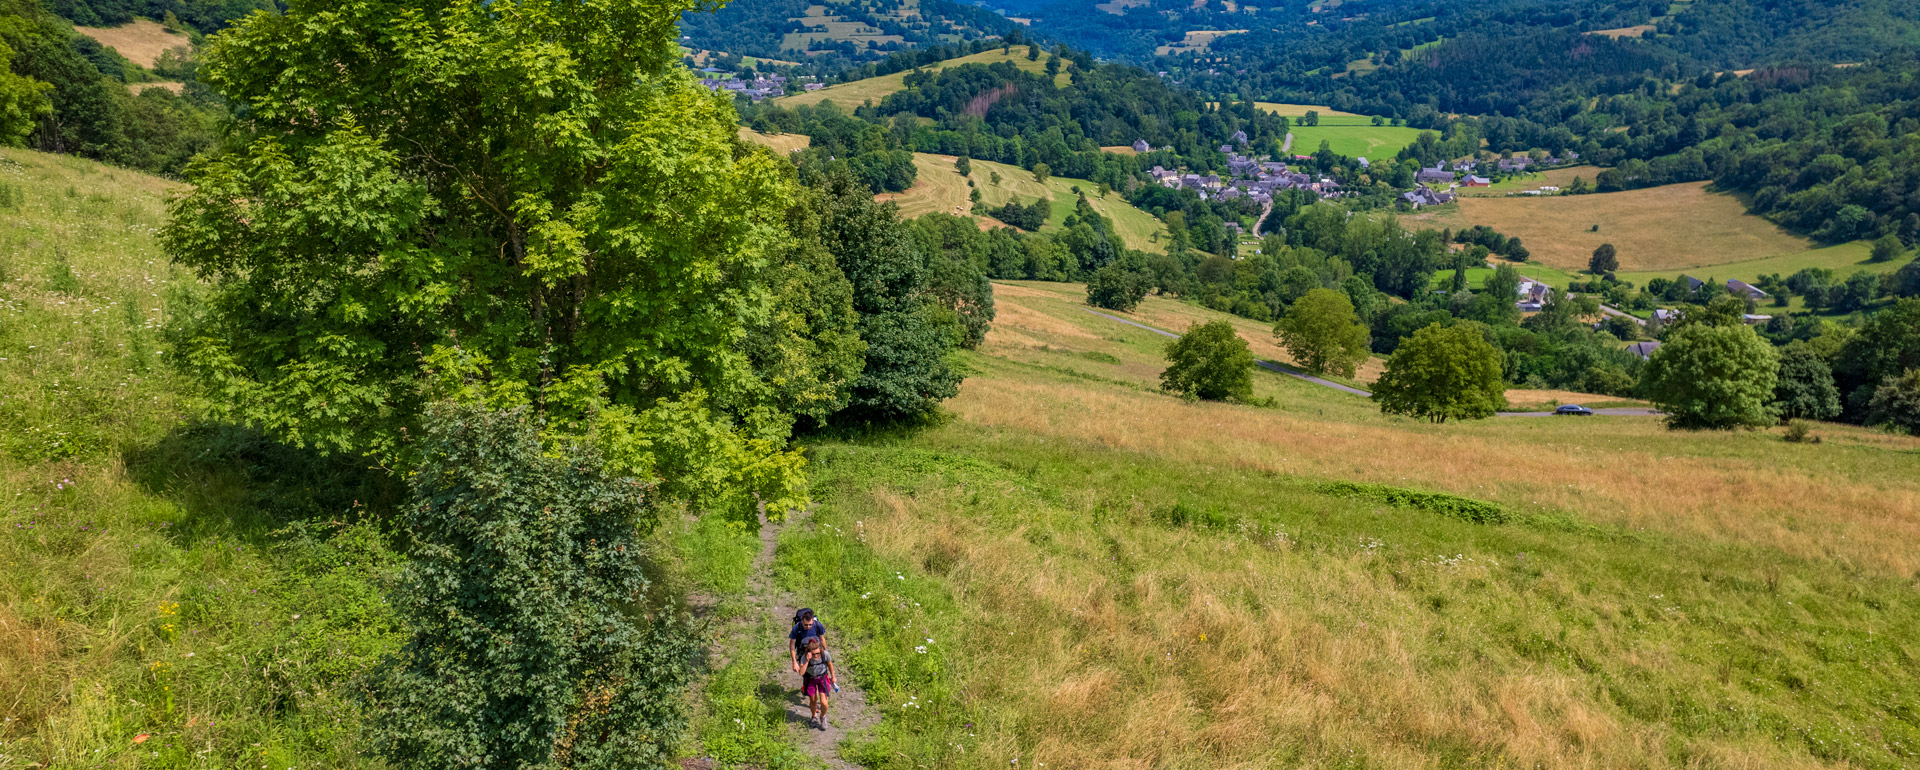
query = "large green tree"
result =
(1371, 322, 1505, 423)
(1643, 323, 1779, 429)
(163, 0, 807, 512)
(1161, 320, 1253, 401)
(1274, 288, 1369, 377)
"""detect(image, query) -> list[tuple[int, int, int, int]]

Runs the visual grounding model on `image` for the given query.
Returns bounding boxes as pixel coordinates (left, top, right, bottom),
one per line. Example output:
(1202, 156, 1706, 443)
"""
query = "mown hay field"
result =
(1404, 181, 1877, 277)
(73, 19, 188, 68)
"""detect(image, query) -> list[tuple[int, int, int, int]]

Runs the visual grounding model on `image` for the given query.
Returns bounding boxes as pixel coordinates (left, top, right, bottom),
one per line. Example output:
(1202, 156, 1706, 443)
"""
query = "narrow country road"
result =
(1281, 132, 1294, 153)
(1079, 307, 1661, 416)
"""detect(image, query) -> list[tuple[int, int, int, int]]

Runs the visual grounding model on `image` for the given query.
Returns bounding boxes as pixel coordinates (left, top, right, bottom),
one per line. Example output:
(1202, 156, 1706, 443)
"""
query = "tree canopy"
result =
(1274, 288, 1370, 378)
(164, 0, 810, 514)
(1371, 322, 1505, 423)
(1643, 323, 1780, 429)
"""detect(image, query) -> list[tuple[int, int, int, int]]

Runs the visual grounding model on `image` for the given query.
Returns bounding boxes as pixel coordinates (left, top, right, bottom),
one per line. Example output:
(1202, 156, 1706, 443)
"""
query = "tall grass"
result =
(784, 431, 1918, 769)
(0, 148, 405, 767)
(765, 279, 1920, 769)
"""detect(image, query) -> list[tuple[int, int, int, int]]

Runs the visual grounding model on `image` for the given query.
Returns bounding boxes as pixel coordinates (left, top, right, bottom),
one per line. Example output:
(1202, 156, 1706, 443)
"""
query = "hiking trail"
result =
(744, 507, 878, 769)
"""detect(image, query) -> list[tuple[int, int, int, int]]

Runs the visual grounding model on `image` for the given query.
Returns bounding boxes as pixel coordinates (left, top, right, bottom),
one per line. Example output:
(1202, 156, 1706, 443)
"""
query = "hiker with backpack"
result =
(789, 607, 826, 673)
(798, 636, 837, 730)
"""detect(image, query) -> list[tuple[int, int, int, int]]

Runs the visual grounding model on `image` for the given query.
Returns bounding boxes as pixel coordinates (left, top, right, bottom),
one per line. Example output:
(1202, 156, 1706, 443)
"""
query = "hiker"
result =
(789, 607, 826, 673)
(798, 636, 836, 730)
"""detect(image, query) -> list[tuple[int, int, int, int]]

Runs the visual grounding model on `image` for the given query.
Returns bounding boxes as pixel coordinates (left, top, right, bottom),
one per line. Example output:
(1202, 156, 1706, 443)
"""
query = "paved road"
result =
(1497, 408, 1662, 417)
(1281, 132, 1293, 153)
(1079, 308, 1661, 415)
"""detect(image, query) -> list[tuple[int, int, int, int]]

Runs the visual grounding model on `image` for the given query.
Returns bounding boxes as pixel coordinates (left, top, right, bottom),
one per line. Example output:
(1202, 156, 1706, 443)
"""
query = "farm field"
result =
(773, 48, 1060, 109)
(1590, 23, 1656, 38)
(1253, 102, 1362, 117)
(1613, 239, 1914, 286)
(774, 277, 1920, 769)
(1288, 118, 1425, 159)
(778, 4, 904, 52)
(1405, 181, 1827, 272)
(72, 18, 188, 68)
(877, 154, 1166, 251)
(1455, 165, 1595, 196)
(1155, 29, 1246, 55)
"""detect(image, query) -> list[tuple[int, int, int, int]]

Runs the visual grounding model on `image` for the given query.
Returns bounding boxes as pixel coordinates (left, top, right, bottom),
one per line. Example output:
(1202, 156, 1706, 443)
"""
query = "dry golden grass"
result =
(970, 281, 1920, 577)
(773, 49, 1059, 109)
(73, 19, 188, 69)
(1502, 389, 1649, 409)
(949, 372, 1920, 577)
(1099, 145, 1138, 156)
(737, 127, 809, 154)
(127, 81, 184, 95)
(826, 474, 1857, 769)
(999, 281, 1388, 383)
(1589, 24, 1657, 38)
(1409, 182, 1814, 272)
(1253, 102, 1363, 118)
(879, 155, 1167, 250)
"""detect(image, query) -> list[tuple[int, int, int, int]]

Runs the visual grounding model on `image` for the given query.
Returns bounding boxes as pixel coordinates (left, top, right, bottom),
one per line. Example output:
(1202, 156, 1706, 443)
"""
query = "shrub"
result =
(1160, 320, 1254, 401)
(367, 404, 695, 769)
(1318, 481, 1511, 524)
(1782, 420, 1819, 443)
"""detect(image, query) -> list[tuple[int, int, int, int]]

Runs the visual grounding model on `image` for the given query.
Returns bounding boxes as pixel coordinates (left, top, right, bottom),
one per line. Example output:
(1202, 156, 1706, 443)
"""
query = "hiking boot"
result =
(820, 716, 831, 731)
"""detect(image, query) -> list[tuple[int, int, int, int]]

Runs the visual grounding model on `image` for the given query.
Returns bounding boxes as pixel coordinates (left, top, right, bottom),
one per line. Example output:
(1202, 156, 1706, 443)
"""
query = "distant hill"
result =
(679, 0, 1015, 73)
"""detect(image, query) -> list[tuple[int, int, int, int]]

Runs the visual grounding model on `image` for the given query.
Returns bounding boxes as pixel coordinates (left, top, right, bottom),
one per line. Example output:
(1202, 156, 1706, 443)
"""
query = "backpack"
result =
(805, 651, 831, 678)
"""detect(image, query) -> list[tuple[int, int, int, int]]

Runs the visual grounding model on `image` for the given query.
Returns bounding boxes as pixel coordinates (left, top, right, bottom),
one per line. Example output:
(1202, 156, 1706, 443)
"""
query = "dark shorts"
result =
(803, 674, 833, 698)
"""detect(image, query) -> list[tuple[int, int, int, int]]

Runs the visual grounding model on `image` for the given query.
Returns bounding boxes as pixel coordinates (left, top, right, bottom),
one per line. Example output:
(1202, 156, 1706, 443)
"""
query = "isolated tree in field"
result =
(1371, 323, 1506, 422)
(1589, 243, 1618, 273)
(955, 155, 971, 175)
(1867, 369, 1920, 435)
(1033, 162, 1051, 183)
(1870, 233, 1907, 263)
(368, 405, 693, 769)
(1161, 320, 1254, 401)
(1028, 43, 1040, 60)
(1772, 341, 1841, 421)
(1274, 288, 1369, 377)
(1302, 109, 1319, 126)
(1643, 323, 1779, 429)
(163, 0, 809, 511)
(1085, 256, 1152, 311)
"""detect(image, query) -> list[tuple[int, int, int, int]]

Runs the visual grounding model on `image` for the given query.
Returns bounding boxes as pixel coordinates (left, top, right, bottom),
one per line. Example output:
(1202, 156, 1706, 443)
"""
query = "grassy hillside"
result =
(877, 153, 1167, 251)
(777, 278, 1920, 769)
(773, 48, 1063, 109)
(0, 148, 405, 767)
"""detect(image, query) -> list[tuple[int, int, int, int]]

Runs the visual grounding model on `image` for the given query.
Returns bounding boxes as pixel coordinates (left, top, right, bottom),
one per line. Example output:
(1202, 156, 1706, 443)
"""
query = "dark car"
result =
(1554, 404, 1594, 416)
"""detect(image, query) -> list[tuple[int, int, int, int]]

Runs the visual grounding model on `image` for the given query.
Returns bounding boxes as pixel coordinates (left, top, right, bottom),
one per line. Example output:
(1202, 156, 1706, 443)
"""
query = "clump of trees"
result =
(990, 196, 1051, 231)
(1161, 320, 1254, 401)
